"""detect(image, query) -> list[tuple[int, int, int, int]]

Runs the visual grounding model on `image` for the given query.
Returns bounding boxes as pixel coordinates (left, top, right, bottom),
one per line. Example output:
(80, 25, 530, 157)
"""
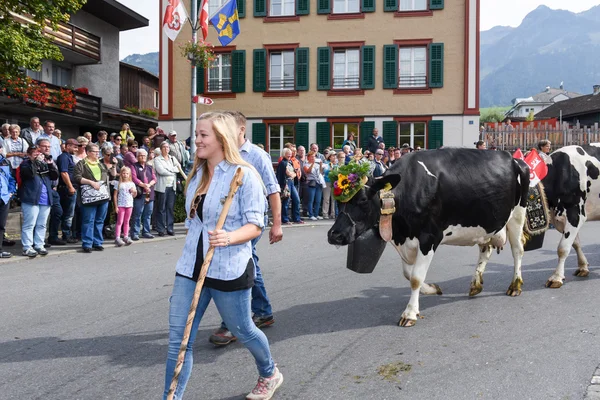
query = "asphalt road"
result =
(1, 222, 599, 400)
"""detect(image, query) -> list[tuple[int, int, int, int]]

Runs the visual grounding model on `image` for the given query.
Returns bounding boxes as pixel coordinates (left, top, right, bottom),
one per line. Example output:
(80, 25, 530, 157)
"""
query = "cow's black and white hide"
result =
(328, 148, 530, 327)
(541, 144, 600, 288)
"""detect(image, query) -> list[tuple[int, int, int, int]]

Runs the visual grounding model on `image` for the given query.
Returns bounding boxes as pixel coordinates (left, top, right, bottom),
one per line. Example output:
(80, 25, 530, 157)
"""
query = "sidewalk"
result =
(0, 218, 334, 265)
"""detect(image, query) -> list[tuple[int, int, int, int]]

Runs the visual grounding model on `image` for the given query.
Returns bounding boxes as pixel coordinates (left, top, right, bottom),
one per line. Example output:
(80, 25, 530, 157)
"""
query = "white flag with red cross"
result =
(163, 0, 188, 42)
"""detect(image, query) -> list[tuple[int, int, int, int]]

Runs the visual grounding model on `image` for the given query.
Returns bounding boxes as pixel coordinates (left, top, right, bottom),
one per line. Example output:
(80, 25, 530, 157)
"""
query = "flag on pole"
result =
(512, 148, 524, 160)
(209, 0, 240, 46)
(163, 0, 188, 42)
(199, 0, 210, 40)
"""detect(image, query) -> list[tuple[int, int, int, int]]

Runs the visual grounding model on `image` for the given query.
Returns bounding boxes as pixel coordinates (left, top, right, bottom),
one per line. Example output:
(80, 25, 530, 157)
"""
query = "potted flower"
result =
(50, 88, 77, 112)
(179, 40, 215, 68)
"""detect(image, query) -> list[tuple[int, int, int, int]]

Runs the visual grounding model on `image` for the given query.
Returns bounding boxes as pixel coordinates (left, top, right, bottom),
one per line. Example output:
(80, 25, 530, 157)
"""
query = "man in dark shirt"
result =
(367, 128, 384, 154)
(57, 139, 78, 243)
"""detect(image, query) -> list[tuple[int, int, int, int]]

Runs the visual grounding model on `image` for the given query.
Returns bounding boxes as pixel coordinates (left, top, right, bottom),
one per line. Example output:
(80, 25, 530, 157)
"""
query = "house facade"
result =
(120, 62, 160, 118)
(0, 0, 150, 137)
(160, 0, 480, 160)
(535, 85, 600, 126)
(505, 86, 582, 120)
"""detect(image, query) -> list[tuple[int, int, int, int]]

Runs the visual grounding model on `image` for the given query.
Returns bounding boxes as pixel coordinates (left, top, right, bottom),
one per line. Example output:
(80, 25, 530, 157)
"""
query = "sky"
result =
(117, 0, 600, 59)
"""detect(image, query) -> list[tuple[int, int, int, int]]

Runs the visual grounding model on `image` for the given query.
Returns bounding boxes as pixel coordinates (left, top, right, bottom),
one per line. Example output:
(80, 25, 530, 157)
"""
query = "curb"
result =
(586, 365, 600, 399)
(0, 219, 334, 265)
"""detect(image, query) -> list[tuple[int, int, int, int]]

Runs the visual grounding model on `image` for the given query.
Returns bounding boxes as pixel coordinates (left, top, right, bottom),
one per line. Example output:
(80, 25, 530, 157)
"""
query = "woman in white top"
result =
(3, 125, 28, 177)
(153, 141, 186, 236)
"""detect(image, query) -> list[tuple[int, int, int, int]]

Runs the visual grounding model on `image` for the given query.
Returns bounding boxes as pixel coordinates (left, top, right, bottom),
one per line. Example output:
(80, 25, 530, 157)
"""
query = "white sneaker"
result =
(246, 367, 283, 400)
(309, 216, 317, 221)
(124, 236, 133, 246)
(115, 238, 124, 247)
(317, 216, 323, 220)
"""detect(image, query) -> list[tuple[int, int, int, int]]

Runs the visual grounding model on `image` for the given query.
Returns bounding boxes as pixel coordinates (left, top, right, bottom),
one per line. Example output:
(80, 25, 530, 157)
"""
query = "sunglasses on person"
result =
(190, 192, 202, 219)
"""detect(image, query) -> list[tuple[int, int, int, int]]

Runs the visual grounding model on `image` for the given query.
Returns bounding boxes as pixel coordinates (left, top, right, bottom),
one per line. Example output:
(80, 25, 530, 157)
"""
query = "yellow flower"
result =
(337, 175, 349, 189)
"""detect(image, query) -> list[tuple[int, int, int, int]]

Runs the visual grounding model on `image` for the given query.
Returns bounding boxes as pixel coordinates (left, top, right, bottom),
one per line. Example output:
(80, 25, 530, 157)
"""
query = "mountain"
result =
(481, 5, 600, 107)
(121, 52, 159, 76)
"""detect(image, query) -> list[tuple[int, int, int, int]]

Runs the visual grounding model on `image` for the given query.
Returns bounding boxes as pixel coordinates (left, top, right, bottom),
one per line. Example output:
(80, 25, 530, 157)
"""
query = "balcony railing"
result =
(399, 75, 427, 88)
(11, 13, 101, 62)
(332, 76, 360, 89)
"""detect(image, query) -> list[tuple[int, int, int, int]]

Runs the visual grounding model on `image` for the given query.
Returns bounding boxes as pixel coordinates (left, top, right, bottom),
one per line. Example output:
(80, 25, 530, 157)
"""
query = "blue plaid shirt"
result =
(176, 161, 267, 280)
(239, 139, 280, 196)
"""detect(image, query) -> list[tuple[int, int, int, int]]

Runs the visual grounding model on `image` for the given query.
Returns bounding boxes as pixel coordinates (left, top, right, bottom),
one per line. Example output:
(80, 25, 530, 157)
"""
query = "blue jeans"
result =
(131, 197, 154, 237)
(288, 178, 301, 222)
(306, 184, 323, 218)
(80, 202, 108, 249)
(155, 187, 175, 234)
(48, 190, 63, 241)
(59, 190, 77, 239)
(164, 276, 275, 400)
(21, 203, 51, 250)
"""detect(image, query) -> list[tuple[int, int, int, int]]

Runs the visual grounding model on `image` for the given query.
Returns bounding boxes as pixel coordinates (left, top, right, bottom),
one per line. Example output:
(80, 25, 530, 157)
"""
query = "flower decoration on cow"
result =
(329, 161, 371, 202)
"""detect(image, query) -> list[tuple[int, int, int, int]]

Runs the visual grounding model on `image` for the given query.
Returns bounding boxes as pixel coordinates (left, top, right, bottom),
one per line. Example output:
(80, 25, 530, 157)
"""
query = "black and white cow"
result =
(327, 148, 530, 327)
(541, 144, 600, 288)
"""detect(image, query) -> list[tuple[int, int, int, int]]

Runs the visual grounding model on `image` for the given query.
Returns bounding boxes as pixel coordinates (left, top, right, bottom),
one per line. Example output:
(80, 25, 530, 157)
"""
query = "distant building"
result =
(535, 85, 600, 126)
(119, 62, 159, 119)
(505, 85, 582, 120)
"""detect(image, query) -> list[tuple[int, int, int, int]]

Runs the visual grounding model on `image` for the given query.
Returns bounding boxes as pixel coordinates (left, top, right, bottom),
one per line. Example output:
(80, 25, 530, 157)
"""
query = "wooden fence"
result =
(480, 122, 600, 152)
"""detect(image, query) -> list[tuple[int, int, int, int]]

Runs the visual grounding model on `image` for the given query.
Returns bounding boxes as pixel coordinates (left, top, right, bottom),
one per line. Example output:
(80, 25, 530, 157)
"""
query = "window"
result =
(208, 53, 232, 92)
(26, 69, 42, 81)
(333, 0, 360, 13)
(269, 124, 295, 162)
(399, 122, 426, 149)
(333, 49, 360, 89)
(153, 90, 159, 108)
(399, 0, 426, 11)
(333, 123, 359, 149)
(399, 47, 426, 88)
(209, 0, 227, 16)
(270, 0, 294, 16)
(269, 51, 294, 90)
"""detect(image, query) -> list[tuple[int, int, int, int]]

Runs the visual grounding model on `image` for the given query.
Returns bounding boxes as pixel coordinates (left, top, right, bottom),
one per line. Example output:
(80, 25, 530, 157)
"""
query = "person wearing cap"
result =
(167, 130, 189, 169)
(57, 138, 79, 243)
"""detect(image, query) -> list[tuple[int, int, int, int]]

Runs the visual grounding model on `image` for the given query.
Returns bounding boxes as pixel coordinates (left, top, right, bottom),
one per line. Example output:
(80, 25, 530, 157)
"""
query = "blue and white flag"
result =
(209, 0, 240, 46)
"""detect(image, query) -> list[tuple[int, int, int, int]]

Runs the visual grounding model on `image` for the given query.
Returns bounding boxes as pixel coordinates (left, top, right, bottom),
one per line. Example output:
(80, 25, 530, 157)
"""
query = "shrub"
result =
(141, 108, 158, 118)
(174, 192, 187, 223)
(124, 104, 140, 114)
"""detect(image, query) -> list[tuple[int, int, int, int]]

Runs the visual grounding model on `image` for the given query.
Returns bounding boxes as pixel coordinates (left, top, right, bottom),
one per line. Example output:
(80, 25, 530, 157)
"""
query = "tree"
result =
(0, 0, 87, 78)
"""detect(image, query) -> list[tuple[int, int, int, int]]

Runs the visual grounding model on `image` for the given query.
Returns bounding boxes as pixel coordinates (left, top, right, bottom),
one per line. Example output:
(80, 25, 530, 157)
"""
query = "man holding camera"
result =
(20, 143, 59, 257)
(35, 138, 65, 246)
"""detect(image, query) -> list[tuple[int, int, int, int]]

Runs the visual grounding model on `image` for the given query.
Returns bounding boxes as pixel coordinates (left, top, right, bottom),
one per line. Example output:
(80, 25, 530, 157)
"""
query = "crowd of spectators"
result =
(275, 128, 420, 224)
(0, 117, 189, 258)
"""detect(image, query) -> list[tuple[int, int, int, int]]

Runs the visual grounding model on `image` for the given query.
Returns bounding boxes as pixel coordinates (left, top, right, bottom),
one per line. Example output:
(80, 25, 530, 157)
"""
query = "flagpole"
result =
(190, 0, 198, 157)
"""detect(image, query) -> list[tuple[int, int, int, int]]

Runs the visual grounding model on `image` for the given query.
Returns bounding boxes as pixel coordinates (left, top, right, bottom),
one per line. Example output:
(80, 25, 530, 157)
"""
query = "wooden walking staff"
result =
(167, 167, 245, 400)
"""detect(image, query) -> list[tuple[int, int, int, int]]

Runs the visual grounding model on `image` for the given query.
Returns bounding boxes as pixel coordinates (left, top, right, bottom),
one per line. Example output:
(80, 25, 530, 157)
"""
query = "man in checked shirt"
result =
(208, 110, 283, 347)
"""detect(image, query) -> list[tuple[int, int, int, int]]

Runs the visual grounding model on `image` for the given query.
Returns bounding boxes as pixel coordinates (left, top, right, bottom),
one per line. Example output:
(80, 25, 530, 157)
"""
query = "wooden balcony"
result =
(45, 82, 102, 121)
(11, 13, 101, 63)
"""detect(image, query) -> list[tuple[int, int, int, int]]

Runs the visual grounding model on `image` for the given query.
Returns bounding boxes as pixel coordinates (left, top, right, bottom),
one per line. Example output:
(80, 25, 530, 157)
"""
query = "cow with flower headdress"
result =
(327, 148, 530, 327)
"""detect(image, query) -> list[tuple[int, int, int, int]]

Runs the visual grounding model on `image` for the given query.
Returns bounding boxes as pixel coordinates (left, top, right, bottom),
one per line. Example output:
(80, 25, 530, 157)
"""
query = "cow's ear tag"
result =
(382, 182, 392, 192)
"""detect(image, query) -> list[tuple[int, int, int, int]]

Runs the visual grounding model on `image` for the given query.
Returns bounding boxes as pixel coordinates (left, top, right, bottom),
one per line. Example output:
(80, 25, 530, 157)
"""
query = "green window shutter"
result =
(383, 45, 398, 89)
(384, 0, 398, 12)
(295, 47, 309, 91)
(428, 120, 444, 149)
(316, 122, 330, 150)
(254, 0, 266, 17)
(252, 123, 266, 146)
(429, 0, 443, 10)
(360, 121, 374, 149)
(361, 0, 375, 12)
(382, 121, 397, 148)
(297, 0, 310, 15)
(196, 64, 205, 94)
(317, 0, 331, 14)
(295, 122, 309, 150)
(361, 45, 375, 90)
(253, 49, 267, 92)
(429, 43, 444, 88)
(317, 47, 331, 91)
(231, 50, 246, 93)
(238, 0, 246, 17)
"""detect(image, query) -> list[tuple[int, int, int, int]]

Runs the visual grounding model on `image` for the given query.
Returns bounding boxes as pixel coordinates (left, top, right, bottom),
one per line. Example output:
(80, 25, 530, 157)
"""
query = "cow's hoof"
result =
(398, 317, 417, 327)
(545, 279, 563, 288)
(421, 283, 442, 295)
(506, 288, 522, 297)
(573, 269, 589, 278)
(469, 285, 483, 297)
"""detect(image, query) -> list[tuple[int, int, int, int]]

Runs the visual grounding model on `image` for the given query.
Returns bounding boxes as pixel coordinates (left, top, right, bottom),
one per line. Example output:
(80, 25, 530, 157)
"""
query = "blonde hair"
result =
(9, 124, 20, 133)
(119, 166, 133, 183)
(188, 112, 255, 194)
